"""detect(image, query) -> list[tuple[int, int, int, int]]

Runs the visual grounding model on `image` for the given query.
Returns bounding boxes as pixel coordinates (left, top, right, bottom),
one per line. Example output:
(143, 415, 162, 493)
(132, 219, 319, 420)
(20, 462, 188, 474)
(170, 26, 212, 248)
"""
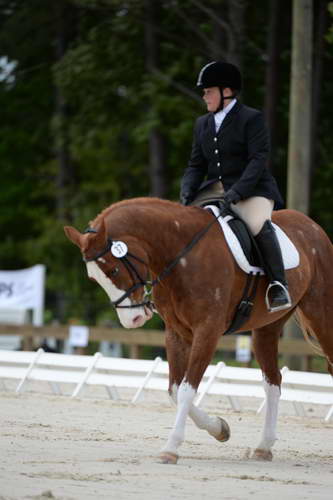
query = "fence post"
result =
(22, 335, 34, 351)
(129, 344, 140, 359)
(16, 348, 44, 393)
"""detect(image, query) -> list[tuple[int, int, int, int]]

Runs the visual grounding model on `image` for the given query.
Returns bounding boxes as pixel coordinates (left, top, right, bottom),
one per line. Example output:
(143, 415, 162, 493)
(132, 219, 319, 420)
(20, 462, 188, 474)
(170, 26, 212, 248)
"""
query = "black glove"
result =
(180, 193, 193, 206)
(223, 188, 241, 207)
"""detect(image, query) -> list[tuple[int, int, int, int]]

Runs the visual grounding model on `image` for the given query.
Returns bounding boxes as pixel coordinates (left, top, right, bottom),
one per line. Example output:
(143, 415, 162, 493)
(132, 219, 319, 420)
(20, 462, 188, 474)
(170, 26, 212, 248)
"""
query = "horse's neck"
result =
(105, 202, 206, 273)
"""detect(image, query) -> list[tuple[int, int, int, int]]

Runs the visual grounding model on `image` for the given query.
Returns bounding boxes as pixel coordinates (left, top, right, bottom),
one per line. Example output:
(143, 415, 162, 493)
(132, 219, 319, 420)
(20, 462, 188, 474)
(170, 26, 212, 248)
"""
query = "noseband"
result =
(83, 213, 221, 310)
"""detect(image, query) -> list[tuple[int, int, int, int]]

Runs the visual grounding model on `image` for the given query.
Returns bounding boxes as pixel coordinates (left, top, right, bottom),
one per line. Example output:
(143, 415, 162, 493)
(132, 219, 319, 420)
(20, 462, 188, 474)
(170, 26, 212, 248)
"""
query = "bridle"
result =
(83, 228, 153, 310)
(82, 212, 221, 310)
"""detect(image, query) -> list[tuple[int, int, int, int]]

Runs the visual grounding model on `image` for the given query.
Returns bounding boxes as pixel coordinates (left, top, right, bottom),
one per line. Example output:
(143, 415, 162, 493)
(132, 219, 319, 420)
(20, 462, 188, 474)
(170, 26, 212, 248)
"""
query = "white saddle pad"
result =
(206, 205, 300, 275)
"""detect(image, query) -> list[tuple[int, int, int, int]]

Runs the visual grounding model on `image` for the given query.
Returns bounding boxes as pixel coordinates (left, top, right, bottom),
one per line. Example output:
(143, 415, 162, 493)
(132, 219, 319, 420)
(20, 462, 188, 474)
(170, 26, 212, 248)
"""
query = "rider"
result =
(180, 60, 292, 313)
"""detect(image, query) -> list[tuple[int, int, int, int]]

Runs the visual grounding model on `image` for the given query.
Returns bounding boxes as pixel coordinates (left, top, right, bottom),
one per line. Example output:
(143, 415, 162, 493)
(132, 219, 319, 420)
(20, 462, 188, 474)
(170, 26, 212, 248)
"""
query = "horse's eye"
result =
(110, 267, 119, 277)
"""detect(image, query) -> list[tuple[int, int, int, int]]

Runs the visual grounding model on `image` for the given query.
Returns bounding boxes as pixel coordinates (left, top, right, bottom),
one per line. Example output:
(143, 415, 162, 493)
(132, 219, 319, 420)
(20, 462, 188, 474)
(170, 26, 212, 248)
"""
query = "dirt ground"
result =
(0, 383, 332, 500)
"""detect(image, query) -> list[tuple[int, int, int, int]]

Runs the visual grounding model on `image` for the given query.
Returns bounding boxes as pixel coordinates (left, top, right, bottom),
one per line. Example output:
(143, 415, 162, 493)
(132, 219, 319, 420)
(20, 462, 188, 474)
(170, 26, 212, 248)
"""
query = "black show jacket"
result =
(181, 101, 284, 207)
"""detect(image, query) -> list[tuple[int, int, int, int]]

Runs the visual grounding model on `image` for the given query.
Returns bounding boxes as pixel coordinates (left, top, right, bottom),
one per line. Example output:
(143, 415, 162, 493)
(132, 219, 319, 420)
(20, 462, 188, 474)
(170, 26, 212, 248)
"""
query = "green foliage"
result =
(327, 2, 333, 43)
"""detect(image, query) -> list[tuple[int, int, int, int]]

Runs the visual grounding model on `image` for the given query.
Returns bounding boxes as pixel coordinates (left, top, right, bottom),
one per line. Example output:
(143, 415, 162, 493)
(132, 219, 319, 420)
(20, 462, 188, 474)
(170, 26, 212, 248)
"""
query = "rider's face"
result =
(203, 87, 221, 112)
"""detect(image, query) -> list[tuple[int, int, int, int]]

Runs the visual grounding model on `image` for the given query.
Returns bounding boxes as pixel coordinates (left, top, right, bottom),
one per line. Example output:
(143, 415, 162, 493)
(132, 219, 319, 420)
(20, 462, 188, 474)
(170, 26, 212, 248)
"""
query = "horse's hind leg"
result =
(252, 314, 293, 461)
(161, 329, 227, 463)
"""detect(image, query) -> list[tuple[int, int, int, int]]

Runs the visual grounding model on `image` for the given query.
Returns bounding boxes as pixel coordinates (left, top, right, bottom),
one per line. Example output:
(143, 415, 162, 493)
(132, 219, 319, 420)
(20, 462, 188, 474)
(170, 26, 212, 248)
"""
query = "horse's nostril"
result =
(133, 315, 143, 325)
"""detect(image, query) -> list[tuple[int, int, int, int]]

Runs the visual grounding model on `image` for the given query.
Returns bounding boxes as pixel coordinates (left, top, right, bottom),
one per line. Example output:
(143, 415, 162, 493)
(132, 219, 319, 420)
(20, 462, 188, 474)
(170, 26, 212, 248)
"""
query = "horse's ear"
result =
(93, 218, 107, 247)
(64, 226, 84, 248)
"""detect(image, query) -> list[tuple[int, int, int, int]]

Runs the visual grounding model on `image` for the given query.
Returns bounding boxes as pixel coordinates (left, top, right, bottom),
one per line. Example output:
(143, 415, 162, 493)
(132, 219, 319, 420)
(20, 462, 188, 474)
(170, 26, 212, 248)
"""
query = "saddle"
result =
(220, 208, 262, 268)
(202, 200, 299, 334)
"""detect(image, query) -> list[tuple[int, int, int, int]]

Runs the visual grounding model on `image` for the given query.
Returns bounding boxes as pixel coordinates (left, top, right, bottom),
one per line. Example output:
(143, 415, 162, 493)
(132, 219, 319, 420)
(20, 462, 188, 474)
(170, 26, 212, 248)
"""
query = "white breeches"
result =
(231, 196, 274, 236)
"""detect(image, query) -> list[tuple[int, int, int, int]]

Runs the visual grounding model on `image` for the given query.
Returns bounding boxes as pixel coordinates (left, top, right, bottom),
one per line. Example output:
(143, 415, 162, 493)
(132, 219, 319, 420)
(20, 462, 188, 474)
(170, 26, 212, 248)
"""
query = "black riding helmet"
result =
(197, 61, 241, 112)
(196, 61, 242, 90)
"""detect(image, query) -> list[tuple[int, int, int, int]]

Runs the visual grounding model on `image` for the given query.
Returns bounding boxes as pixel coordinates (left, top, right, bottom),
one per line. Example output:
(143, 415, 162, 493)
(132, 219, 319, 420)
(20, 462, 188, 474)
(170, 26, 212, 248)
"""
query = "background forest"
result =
(0, 0, 333, 328)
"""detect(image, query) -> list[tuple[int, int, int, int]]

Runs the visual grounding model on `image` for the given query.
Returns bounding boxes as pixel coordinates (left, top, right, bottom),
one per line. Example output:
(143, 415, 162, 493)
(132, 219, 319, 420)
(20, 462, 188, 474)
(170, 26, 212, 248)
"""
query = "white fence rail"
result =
(0, 349, 332, 422)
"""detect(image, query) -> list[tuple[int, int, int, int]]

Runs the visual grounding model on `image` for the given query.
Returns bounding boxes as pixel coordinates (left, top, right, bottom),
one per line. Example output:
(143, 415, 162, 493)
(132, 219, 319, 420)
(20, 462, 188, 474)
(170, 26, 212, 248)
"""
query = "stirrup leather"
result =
(265, 281, 292, 313)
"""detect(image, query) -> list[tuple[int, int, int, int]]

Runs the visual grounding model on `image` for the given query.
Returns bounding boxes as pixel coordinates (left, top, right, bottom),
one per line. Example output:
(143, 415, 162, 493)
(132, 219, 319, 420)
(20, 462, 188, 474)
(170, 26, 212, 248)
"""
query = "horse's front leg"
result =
(252, 321, 287, 461)
(170, 385, 230, 442)
(159, 329, 190, 464)
(160, 328, 223, 464)
(160, 379, 197, 464)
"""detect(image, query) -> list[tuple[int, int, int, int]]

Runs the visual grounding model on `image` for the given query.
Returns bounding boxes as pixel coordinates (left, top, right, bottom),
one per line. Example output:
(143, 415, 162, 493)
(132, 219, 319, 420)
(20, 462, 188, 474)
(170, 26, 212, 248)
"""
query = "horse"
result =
(64, 197, 333, 464)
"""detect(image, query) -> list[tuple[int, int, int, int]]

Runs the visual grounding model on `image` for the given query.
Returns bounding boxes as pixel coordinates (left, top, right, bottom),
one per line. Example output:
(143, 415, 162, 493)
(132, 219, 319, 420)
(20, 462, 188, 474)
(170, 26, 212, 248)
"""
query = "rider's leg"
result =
(230, 196, 292, 312)
(254, 220, 292, 311)
(230, 196, 274, 236)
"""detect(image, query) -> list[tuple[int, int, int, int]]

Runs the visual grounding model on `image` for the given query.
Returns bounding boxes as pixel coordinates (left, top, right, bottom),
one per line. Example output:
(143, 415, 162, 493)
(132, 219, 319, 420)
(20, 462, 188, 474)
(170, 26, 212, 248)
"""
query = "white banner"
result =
(0, 265, 46, 326)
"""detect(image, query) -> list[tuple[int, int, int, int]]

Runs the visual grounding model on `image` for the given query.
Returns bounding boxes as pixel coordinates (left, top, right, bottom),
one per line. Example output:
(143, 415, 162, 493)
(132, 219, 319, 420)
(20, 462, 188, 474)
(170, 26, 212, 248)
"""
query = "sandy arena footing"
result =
(0, 385, 332, 500)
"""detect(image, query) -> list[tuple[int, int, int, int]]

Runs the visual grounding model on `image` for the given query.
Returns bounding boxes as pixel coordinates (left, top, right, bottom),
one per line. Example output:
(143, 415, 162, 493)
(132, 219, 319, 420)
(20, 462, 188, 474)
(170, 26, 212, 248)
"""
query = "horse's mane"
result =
(90, 197, 181, 227)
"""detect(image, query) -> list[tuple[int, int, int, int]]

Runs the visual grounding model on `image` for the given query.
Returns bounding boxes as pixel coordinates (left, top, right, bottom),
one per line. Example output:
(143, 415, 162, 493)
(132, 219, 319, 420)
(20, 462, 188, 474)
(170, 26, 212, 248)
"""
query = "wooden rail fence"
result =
(0, 324, 321, 369)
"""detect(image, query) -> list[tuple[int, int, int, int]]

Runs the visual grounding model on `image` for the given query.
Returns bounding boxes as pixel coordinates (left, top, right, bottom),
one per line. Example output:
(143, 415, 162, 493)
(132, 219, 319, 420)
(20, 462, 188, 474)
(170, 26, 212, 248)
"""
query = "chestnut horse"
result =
(64, 197, 333, 464)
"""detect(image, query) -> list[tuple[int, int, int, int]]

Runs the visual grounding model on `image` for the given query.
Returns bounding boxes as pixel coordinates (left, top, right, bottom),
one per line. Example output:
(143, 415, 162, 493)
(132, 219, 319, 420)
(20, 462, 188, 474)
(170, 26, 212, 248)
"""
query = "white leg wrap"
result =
(162, 381, 196, 455)
(169, 384, 221, 438)
(189, 404, 222, 437)
(257, 377, 280, 450)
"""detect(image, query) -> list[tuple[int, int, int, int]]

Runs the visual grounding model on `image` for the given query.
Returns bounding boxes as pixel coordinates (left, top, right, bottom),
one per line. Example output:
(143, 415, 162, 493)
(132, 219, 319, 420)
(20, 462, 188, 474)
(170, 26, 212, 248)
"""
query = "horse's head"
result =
(64, 220, 153, 329)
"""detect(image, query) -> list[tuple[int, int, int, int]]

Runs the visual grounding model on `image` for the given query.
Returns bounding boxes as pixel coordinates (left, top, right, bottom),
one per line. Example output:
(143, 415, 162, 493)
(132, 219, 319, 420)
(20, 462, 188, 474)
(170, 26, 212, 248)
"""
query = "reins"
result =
(149, 212, 221, 286)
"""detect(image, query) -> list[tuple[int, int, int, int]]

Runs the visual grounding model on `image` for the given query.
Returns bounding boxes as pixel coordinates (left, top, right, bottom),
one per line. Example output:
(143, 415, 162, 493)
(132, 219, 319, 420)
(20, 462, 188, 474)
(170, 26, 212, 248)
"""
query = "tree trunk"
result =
(285, 0, 313, 369)
(53, 2, 75, 324)
(144, 0, 167, 198)
(227, 0, 246, 69)
(311, 0, 328, 177)
(264, 0, 282, 174)
(54, 6, 68, 221)
(287, 0, 313, 214)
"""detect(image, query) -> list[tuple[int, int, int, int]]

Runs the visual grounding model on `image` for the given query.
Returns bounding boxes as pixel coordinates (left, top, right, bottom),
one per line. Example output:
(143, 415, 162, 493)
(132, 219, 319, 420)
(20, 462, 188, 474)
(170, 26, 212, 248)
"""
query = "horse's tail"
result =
(294, 309, 325, 357)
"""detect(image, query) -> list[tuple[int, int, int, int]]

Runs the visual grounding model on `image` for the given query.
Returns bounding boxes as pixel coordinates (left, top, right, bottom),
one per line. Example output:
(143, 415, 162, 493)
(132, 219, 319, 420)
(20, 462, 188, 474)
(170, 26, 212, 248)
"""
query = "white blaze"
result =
(86, 261, 152, 329)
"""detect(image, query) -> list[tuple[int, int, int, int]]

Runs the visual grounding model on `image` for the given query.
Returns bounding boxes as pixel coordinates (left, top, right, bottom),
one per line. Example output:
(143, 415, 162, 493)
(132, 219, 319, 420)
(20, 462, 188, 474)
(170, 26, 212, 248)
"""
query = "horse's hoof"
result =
(159, 452, 178, 464)
(252, 448, 273, 461)
(213, 417, 230, 442)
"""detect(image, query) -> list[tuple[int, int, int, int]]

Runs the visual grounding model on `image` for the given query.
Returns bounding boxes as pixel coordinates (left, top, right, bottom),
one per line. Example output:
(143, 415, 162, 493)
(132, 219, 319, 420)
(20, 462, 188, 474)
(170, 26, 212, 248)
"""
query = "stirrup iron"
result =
(265, 281, 292, 313)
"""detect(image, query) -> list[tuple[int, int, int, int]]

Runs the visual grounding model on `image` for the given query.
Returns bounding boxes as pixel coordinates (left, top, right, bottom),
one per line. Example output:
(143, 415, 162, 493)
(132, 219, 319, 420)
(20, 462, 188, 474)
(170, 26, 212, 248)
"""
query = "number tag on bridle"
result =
(111, 241, 128, 258)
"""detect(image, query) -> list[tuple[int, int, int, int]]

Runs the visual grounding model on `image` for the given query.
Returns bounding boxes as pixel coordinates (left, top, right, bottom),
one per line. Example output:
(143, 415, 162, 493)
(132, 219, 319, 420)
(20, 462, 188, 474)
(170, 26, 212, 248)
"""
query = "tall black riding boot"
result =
(255, 220, 292, 312)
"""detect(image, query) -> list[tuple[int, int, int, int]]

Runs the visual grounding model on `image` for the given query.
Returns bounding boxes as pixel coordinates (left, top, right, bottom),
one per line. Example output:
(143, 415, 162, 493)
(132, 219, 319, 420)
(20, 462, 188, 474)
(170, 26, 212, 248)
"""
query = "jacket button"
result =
(214, 137, 217, 142)
(214, 149, 218, 154)
(218, 176, 222, 180)
(217, 162, 221, 167)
